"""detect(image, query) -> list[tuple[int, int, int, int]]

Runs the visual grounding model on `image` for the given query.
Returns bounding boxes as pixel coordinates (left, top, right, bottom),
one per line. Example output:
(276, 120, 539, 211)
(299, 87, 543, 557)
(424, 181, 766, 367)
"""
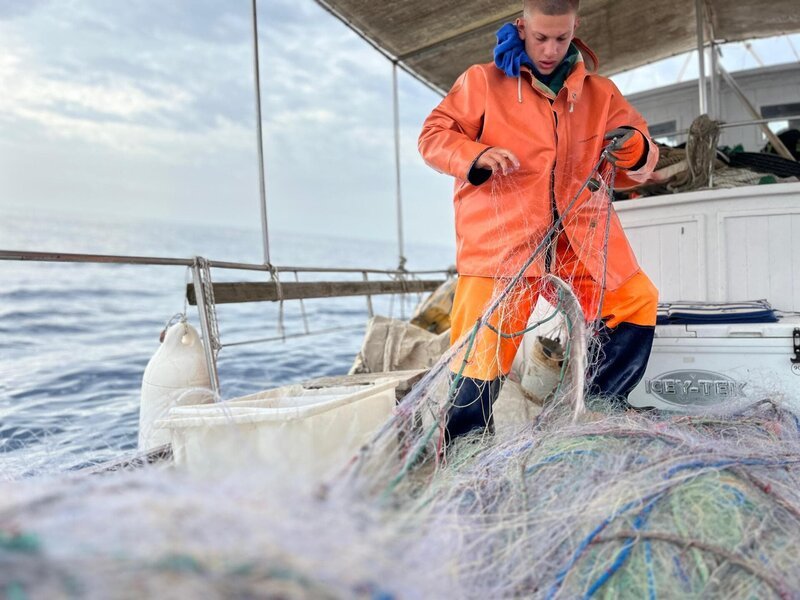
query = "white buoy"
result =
(520, 336, 564, 405)
(139, 319, 213, 451)
(518, 275, 586, 420)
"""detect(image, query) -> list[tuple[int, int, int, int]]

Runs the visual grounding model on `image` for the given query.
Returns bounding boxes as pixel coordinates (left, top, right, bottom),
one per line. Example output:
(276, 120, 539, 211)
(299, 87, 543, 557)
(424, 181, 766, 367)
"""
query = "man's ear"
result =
(515, 17, 525, 40)
(574, 16, 581, 35)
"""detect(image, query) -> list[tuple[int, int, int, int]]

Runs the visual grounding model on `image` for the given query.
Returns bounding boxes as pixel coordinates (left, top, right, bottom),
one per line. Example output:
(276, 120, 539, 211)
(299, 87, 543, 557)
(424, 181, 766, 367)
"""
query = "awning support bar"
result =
(708, 42, 718, 119)
(717, 63, 797, 161)
(695, 0, 708, 115)
(392, 63, 406, 269)
(251, 0, 272, 266)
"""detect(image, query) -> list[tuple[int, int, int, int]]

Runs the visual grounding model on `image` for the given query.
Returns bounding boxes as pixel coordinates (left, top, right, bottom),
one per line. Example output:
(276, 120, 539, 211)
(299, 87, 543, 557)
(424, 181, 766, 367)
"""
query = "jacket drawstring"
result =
(517, 75, 523, 103)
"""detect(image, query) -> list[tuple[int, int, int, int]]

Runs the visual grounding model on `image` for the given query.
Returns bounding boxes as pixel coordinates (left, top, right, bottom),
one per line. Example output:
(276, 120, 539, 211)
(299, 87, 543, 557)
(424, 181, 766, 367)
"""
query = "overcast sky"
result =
(1, 0, 798, 253)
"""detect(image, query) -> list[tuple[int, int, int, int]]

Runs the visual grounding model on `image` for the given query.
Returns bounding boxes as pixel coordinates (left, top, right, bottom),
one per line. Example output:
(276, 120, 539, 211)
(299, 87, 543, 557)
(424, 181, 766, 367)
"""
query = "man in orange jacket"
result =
(418, 0, 659, 442)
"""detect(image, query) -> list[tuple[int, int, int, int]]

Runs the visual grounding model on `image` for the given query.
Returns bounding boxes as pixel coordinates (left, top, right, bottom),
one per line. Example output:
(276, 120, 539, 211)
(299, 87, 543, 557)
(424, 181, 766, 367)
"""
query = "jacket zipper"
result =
(545, 104, 560, 273)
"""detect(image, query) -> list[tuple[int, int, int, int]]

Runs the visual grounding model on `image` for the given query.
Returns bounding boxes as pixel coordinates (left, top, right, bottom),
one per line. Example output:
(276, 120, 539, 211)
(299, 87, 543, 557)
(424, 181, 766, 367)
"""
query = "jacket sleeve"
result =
(418, 65, 493, 183)
(605, 81, 659, 188)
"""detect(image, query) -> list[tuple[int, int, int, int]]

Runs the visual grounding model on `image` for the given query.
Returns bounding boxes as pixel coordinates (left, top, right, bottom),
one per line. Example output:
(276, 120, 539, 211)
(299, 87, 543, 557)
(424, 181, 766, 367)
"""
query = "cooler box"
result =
(629, 314, 800, 410)
(156, 380, 398, 479)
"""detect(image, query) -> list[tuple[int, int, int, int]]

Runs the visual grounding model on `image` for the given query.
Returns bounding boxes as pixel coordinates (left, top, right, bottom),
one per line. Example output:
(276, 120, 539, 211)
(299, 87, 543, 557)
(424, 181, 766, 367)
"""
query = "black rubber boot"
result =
(444, 375, 503, 445)
(587, 322, 655, 408)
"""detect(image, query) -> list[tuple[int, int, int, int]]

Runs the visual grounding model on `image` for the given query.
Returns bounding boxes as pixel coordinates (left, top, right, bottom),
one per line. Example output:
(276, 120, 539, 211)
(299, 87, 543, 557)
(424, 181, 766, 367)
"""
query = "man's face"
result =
(516, 10, 578, 75)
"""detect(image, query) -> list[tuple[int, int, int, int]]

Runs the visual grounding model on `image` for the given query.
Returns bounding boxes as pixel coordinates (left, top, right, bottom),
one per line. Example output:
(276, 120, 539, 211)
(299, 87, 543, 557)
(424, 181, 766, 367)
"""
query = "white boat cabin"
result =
(628, 62, 800, 150)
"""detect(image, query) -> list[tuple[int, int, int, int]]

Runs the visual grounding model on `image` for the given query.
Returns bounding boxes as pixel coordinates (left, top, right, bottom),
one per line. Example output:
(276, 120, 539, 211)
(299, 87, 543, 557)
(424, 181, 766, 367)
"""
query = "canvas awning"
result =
(314, 0, 800, 93)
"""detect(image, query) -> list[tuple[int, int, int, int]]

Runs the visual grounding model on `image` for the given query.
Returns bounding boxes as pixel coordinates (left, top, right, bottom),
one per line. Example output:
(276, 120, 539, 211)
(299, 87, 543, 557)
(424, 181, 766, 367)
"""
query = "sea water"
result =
(0, 206, 453, 477)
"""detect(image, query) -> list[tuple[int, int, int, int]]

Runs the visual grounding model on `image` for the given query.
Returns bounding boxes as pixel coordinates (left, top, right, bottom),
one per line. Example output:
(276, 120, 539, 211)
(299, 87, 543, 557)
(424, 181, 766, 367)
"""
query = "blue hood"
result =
(493, 22, 533, 78)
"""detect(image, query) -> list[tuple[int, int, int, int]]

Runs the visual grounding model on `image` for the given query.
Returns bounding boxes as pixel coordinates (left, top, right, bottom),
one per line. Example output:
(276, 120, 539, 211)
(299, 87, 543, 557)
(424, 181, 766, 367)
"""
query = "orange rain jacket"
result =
(418, 39, 658, 290)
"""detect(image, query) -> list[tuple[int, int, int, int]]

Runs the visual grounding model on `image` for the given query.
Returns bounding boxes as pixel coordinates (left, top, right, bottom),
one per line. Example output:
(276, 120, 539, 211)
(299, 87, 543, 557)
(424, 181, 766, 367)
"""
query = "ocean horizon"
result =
(0, 206, 455, 478)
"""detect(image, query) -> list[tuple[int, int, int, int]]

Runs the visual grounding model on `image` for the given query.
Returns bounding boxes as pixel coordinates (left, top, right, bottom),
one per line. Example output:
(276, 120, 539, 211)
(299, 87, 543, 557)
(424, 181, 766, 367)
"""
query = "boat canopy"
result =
(314, 0, 800, 93)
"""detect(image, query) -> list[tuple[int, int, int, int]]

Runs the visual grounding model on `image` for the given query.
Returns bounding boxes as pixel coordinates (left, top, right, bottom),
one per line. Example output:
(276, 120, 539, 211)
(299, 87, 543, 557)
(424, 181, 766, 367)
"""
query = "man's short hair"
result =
(523, 0, 580, 16)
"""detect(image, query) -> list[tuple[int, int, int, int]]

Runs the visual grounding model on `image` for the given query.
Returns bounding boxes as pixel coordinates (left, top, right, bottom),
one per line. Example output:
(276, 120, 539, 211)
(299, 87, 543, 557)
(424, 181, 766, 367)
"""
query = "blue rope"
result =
(666, 457, 797, 478)
(672, 554, 691, 590)
(485, 439, 536, 463)
(547, 455, 797, 598)
(524, 450, 598, 476)
(582, 494, 663, 598)
(720, 483, 748, 507)
(544, 492, 661, 600)
(645, 540, 657, 600)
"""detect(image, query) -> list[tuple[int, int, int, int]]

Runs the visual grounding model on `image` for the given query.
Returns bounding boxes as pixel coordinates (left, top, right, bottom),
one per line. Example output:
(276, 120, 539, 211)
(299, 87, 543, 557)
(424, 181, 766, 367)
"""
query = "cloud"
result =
(2, 62, 189, 120)
(0, 47, 246, 162)
(0, 0, 50, 20)
(0, 3, 257, 159)
(0, 0, 455, 249)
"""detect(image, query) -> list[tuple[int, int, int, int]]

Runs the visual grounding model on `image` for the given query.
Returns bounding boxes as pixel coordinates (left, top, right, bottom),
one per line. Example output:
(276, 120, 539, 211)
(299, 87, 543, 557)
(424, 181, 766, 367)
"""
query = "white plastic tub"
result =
(156, 380, 398, 479)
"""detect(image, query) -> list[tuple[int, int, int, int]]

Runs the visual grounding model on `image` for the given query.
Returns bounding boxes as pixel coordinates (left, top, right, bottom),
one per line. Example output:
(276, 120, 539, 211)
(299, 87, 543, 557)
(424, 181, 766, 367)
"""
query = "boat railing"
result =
(0, 249, 453, 395)
(0, 249, 451, 275)
(0, 0, 447, 397)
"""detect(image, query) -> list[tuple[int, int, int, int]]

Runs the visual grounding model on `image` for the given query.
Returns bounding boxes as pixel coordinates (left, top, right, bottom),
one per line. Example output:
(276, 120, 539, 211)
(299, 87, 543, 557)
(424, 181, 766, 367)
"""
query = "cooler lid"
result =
(685, 315, 800, 338)
(657, 300, 779, 327)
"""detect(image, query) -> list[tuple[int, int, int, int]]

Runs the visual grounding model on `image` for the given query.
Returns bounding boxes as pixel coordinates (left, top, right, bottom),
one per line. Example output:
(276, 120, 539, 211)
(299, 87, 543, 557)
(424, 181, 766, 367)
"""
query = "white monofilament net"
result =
(3, 153, 800, 599)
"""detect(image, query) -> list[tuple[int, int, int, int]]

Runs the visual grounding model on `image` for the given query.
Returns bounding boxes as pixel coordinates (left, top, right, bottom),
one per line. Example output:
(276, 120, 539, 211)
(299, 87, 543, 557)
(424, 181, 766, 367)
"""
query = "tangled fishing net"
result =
(4, 401, 800, 598)
(3, 148, 800, 599)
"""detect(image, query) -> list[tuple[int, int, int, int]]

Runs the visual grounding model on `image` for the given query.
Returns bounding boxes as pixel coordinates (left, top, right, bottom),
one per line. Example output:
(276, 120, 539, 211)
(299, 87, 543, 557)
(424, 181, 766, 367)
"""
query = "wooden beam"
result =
(187, 279, 445, 305)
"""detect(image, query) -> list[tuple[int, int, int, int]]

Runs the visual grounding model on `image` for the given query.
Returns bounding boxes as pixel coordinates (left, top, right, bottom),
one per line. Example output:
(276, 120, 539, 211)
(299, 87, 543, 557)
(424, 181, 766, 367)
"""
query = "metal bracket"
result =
(192, 258, 221, 395)
(792, 328, 800, 365)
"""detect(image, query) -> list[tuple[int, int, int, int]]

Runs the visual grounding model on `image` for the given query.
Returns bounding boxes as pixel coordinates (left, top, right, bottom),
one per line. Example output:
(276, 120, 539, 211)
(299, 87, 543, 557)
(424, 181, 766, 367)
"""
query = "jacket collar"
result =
(516, 36, 599, 105)
(562, 38, 597, 105)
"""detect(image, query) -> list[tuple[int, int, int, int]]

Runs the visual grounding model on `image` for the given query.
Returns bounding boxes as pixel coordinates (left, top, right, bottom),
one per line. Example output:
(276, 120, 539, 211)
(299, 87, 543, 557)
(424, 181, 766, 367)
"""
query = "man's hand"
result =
(475, 147, 520, 176)
(604, 128, 646, 170)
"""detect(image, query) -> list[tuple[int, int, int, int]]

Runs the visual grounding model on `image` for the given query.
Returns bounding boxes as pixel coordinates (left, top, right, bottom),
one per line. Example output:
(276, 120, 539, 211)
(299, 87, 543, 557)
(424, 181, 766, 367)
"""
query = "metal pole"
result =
(787, 35, 800, 63)
(392, 62, 406, 268)
(363, 271, 374, 318)
(708, 42, 718, 119)
(744, 42, 765, 67)
(651, 115, 800, 139)
(695, 0, 708, 116)
(251, 0, 271, 266)
(192, 264, 221, 395)
(719, 115, 800, 130)
(703, 4, 722, 122)
(707, 39, 716, 189)
(676, 51, 693, 83)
